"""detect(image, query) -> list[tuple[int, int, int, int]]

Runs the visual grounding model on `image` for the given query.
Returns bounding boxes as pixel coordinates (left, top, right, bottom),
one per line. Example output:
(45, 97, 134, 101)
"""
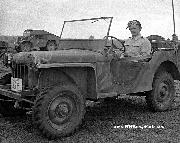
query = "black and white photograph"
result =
(0, 0, 180, 142)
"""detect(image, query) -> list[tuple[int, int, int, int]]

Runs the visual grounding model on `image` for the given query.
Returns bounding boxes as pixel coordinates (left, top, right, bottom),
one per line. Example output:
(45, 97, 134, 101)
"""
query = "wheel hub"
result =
(157, 82, 169, 102)
(55, 103, 70, 118)
(47, 43, 56, 51)
(48, 95, 74, 126)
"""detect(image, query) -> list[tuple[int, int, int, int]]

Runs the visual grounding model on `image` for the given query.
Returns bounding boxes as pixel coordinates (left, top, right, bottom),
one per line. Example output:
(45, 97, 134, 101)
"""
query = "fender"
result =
(37, 63, 98, 99)
(133, 50, 178, 93)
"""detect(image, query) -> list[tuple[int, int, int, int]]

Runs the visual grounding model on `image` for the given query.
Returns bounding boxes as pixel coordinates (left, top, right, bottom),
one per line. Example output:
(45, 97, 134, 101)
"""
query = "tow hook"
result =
(14, 101, 20, 108)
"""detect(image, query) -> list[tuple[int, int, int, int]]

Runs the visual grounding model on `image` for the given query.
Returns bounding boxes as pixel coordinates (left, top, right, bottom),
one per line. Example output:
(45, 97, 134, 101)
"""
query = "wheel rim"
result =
(47, 42, 56, 51)
(157, 81, 171, 103)
(21, 43, 31, 52)
(48, 92, 76, 130)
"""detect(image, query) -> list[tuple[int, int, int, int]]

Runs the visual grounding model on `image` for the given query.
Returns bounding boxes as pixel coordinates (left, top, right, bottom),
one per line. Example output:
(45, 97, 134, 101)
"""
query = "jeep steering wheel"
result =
(104, 35, 125, 53)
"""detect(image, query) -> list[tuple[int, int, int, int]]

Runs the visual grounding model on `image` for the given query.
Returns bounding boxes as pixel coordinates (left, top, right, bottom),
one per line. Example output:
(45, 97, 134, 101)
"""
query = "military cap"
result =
(126, 20, 142, 29)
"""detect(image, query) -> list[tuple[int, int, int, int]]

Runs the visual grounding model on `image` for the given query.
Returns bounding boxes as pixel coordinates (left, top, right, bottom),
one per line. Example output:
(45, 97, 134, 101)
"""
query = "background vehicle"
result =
(0, 41, 12, 85)
(0, 41, 8, 49)
(15, 29, 61, 52)
(0, 17, 179, 139)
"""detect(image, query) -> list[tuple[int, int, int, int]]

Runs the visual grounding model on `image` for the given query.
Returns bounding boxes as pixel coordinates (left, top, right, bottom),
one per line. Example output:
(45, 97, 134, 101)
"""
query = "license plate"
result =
(11, 77, 22, 92)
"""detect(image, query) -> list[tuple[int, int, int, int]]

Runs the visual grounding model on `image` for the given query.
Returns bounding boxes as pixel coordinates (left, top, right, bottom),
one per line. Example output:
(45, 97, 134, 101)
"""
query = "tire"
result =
(33, 84, 85, 139)
(0, 101, 26, 117)
(46, 41, 57, 51)
(146, 71, 175, 112)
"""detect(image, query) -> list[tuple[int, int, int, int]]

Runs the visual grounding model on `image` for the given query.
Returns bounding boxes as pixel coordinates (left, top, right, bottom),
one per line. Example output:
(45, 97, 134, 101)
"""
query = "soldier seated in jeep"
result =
(123, 20, 151, 61)
(113, 20, 151, 62)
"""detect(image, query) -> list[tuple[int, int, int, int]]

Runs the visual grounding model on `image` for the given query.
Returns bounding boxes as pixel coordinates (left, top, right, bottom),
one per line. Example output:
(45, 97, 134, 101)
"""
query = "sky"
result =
(0, 0, 180, 39)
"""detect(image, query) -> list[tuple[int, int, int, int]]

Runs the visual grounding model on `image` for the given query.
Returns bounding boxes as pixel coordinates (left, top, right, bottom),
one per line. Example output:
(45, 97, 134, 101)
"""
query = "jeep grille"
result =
(12, 63, 29, 90)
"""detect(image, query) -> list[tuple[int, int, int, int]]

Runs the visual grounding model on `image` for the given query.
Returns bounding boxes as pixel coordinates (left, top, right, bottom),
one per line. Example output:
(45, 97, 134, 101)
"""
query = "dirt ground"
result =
(0, 94, 180, 143)
(0, 77, 179, 143)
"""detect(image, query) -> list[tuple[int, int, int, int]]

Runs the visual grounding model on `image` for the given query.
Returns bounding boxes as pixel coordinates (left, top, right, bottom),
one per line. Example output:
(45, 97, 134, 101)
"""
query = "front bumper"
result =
(0, 84, 36, 104)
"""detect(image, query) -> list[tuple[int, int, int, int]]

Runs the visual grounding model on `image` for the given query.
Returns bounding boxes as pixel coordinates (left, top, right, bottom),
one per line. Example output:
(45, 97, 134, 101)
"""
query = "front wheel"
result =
(146, 71, 175, 112)
(33, 84, 85, 139)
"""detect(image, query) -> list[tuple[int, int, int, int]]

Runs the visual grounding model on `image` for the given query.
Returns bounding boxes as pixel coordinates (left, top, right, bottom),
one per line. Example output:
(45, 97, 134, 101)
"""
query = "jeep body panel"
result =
(110, 50, 177, 94)
(175, 44, 180, 72)
(133, 50, 178, 93)
(12, 49, 105, 64)
(11, 49, 104, 100)
(95, 49, 179, 98)
(11, 47, 179, 99)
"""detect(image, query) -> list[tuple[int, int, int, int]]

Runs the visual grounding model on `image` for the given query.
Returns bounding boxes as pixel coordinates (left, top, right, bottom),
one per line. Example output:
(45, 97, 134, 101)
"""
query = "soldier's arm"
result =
(137, 39, 152, 61)
(140, 38, 151, 56)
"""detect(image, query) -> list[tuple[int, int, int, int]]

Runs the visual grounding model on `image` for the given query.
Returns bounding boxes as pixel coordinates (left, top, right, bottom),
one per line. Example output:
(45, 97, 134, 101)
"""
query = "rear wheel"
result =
(46, 41, 57, 51)
(146, 71, 175, 112)
(33, 84, 85, 139)
(20, 42, 32, 52)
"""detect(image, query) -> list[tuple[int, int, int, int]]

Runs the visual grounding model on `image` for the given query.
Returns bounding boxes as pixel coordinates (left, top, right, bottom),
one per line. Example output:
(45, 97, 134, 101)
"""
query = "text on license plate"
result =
(11, 77, 22, 92)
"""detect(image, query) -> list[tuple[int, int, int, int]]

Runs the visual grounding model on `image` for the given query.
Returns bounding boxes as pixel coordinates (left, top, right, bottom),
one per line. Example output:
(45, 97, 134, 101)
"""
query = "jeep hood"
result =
(12, 49, 105, 65)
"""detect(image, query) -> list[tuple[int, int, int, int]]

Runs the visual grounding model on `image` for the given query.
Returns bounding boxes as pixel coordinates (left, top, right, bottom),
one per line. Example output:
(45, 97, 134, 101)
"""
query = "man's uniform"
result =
(124, 34, 151, 58)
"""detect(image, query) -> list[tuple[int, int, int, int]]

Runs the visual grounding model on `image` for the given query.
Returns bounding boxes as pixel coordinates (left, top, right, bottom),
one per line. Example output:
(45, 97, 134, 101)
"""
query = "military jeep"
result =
(0, 17, 180, 139)
(15, 29, 61, 52)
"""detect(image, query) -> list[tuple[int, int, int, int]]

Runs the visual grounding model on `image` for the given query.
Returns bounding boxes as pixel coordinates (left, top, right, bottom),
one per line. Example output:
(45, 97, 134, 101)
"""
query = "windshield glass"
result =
(60, 17, 112, 39)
